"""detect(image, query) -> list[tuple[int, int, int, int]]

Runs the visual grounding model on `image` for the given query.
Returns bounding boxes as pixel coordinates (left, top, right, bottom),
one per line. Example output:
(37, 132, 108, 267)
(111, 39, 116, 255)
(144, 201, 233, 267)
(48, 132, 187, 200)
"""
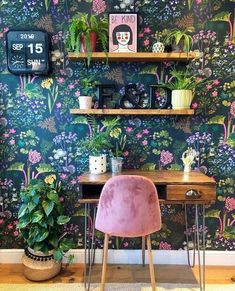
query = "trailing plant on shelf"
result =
(17, 176, 75, 265)
(164, 28, 194, 53)
(65, 12, 108, 66)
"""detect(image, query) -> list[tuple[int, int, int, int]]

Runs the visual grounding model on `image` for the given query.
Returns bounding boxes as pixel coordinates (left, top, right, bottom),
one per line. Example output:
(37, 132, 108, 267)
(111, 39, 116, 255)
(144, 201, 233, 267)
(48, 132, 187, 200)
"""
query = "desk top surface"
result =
(79, 170, 215, 185)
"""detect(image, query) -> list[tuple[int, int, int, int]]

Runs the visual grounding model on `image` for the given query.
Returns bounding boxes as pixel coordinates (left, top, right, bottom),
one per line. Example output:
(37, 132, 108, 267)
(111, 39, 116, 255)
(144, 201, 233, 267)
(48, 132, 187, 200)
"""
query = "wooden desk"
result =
(78, 170, 216, 291)
(79, 170, 216, 204)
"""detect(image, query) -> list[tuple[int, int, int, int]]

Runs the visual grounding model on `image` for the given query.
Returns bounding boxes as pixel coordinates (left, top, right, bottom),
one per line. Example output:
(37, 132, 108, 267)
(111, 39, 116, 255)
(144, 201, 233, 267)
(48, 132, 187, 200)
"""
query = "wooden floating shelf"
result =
(70, 109, 195, 115)
(68, 52, 198, 62)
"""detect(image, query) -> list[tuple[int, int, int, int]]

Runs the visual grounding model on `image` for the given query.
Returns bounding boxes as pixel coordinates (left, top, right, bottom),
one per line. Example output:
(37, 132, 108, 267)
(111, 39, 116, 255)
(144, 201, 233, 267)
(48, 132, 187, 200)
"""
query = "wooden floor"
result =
(0, 264, 235, 285)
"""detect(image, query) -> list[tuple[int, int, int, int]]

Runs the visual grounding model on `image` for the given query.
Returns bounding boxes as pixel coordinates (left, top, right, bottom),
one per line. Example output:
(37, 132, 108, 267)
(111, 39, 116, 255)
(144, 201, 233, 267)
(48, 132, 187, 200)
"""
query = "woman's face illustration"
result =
(116, 31, 130, 45)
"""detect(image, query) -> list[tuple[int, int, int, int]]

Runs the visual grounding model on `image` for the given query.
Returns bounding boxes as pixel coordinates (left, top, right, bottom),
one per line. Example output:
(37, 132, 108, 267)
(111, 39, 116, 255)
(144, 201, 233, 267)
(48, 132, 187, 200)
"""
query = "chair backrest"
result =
(95, 175, 162, 237)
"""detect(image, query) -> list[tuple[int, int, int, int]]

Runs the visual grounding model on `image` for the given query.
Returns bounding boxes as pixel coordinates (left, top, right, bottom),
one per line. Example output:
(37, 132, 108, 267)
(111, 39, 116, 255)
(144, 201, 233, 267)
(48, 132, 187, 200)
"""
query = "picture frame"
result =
(149, 85, 171, 109)
(120, 83, 149, 109)
(109, 13, 138, 53)
(96, 84, 117, 109)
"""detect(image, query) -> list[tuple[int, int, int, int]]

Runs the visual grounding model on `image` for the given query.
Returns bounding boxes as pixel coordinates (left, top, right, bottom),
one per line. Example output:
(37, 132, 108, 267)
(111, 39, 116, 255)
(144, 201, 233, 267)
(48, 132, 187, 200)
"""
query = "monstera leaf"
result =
(211, 12, 231, 23)
(36, 163, 54, 174)
(7, 162, 24, 172)
(207, 115, 225, 124)
(205, 209, 221, 218)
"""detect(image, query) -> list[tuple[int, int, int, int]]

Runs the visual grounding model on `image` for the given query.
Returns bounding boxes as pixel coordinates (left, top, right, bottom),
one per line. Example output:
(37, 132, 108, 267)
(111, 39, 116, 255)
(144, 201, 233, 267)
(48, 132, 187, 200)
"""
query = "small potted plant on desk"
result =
(78, 116, 120, 174)
(65, 12, 108, 66)
(17, 175, 75, 281)
(162, 68, 206, 109)
(110, 133, 127, 174)
(78, 76, 99, 109)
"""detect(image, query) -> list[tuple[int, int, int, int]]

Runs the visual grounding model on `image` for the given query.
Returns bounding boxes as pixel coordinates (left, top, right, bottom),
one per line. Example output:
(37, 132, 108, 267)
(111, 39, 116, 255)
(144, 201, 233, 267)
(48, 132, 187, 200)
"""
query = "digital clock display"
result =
(6, 30, 50, 75)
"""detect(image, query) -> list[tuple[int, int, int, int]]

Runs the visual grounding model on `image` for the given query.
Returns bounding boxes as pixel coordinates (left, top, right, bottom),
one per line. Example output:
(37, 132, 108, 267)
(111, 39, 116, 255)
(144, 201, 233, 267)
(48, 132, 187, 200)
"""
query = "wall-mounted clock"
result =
(6, 30, 50, 75)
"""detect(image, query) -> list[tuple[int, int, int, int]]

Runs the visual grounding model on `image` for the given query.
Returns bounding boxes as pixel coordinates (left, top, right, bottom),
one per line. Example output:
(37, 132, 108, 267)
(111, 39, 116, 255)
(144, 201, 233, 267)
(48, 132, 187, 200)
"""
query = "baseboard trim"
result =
(0, 249, 234, 265)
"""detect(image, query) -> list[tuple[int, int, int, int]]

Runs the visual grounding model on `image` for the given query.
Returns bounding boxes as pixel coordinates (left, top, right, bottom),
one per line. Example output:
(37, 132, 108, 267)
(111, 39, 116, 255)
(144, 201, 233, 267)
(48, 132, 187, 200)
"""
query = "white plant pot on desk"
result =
(79, 96, 92, 109)
(171, 90, 193, 109)
(89, 155, 107, 174)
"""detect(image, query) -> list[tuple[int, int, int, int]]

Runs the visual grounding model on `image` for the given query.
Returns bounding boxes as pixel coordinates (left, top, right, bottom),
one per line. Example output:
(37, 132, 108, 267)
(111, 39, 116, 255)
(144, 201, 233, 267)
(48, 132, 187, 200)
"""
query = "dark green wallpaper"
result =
(0, 0, 234, 251)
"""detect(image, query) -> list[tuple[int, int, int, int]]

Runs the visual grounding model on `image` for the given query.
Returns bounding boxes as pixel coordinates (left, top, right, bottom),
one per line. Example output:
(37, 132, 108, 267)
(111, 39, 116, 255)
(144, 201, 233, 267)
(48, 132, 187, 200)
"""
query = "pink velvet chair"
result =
(95, 175, 162, 291)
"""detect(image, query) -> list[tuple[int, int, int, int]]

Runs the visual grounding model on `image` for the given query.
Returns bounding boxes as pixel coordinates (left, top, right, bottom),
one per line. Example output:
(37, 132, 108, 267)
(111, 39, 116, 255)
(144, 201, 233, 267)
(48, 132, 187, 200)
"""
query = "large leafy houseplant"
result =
(17, 176, 75, 263)
(66, 13, 108, 66)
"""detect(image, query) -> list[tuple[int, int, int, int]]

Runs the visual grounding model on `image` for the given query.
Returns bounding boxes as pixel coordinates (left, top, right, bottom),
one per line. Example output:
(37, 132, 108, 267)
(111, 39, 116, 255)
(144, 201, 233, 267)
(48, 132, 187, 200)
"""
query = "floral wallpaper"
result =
(0, 0, 234, 251)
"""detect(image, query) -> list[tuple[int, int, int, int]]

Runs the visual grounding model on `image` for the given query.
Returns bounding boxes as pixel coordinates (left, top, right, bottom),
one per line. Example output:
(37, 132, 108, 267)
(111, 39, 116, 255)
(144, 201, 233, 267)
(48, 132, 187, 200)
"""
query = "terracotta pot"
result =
(22, 248, 61, 281)
(80, 32, 97, 52)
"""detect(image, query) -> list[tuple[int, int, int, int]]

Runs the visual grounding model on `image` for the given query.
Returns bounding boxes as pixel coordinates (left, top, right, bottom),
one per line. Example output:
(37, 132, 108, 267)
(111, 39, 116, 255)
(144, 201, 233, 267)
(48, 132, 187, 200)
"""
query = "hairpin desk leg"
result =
(84, 203, 88, 291)
(185, 204, 206, 291)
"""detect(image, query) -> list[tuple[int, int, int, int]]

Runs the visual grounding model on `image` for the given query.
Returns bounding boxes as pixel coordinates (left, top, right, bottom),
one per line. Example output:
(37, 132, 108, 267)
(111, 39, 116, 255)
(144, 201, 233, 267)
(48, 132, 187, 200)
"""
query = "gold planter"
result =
(171, 90, 193, 109)
(22, 248, 61, 281)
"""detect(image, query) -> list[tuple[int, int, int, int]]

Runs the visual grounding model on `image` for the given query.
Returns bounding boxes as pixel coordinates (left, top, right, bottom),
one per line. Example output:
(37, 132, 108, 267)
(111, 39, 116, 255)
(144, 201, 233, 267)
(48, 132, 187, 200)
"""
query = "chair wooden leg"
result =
(101, 233, 109, 291)
(142, 236, 146, 266)
(147, 234, 156, 291)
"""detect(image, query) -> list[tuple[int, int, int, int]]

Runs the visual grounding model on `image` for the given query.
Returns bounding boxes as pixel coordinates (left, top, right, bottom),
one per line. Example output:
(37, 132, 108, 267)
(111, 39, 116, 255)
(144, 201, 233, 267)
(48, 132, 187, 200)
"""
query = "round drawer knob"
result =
(185, 189, 201, 199)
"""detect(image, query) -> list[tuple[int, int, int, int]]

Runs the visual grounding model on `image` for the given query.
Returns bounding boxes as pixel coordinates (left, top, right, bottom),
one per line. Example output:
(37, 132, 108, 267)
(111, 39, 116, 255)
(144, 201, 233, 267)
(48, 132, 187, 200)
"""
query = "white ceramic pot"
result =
(79, 96, 92, 109)
(171, 90, 193, 109)
(89, 155, 106, 174)
(152, 42, 165, 53)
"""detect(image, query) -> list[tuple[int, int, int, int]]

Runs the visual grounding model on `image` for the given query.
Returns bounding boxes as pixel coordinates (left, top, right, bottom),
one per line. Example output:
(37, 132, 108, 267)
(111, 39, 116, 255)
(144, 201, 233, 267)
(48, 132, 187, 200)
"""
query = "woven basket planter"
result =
(22, 248, 61, 281)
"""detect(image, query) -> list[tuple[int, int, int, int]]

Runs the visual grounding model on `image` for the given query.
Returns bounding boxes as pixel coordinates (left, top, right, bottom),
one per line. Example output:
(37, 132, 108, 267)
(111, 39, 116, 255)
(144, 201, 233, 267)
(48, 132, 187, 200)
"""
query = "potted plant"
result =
(79, 76, 99, 109)
(78, 116, 120, 174)
(162, 69, 206, 109)
(110, 133, 126, 173)
(17, 175, 75, 281)
(66, 13, 108, 66)
(164, 28, 194, 53)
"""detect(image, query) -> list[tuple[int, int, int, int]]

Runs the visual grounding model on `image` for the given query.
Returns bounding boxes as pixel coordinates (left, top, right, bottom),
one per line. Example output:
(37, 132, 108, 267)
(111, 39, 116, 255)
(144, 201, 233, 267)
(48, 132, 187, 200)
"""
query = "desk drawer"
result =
(167, 184, 216, 201)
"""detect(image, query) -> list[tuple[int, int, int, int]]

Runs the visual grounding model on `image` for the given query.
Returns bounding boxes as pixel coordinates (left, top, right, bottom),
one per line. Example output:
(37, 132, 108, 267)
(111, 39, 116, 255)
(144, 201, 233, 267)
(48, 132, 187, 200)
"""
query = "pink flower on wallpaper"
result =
(57, 77, 64, 84)
(159, 241, 172, 250)
(160, 150, 173, 166)
(230, 101, 235, 117)
(136, 133, 142, 139)
(28, 150, 42, 164)
(53, 0, 59, 4)
(123, 151, 129, 157)
(225, 197, 235, 212)
(212, 90, 218, 97)
(126, 127, 133, 133)
(9, 139, 15, 145)
(213, 79, 220, 85)
(9, 128, 16, 133)
(195, 0, 202, 4)
(144, 27, 151, 34)
(143, 129, 149, 134)
(191, 102, 198, 109)
(13, 231, 19, 236)
(143, 39, 149, 46)
(142, 140, 148, 146)
(206, 84, 212, 90)
(69, 83, 75, 89)
(92, 0, 106, 15)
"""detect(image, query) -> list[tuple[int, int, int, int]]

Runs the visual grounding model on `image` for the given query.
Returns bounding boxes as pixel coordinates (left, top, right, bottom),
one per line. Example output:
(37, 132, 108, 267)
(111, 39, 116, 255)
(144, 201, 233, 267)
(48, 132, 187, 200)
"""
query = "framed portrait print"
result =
(149, 85, 171, 109)
(109, 13, 137, 53)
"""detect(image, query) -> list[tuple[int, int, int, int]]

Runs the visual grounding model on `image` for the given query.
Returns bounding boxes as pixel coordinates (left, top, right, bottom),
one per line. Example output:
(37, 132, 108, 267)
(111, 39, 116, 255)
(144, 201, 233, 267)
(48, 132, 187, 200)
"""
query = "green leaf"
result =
(205, 209, 221, 218)
(35, 229, 49, 242)
(42, 200, 54, 216)
(47, 191, 60, 204)
(28, 201, 37, 212)
(211, 11, 231, 23)
(7, 162, 24, 172)
(47, 215, 54, 227)
(35, 163, 54, 174)
(32, 194, 40, 205)
(59, 238, 75, 252)
(57, 215, 71, 225)
(53, 249, 63, 262)
(31, 210, 44, 223)
(17, 216, 31, 229)
(67, 254, 74, 265)
(207, 115, 225, 125)
(48, 233, 59, 248)
(18, 204, 28, 218)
